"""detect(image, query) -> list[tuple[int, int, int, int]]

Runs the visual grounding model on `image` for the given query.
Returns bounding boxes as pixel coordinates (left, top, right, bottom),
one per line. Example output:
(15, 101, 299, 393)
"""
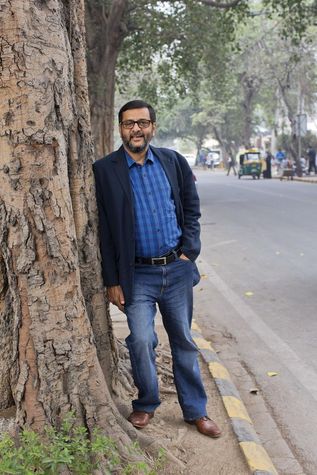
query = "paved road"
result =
(195, 170, 317, 474)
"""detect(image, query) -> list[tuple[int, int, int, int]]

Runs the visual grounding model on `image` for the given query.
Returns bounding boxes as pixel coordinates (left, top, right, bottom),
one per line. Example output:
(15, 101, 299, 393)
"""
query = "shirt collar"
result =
(124, 147, 154, 168)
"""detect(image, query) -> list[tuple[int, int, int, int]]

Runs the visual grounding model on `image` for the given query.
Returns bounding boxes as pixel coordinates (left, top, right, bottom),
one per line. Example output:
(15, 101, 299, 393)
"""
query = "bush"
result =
(0, 413, 166, 475)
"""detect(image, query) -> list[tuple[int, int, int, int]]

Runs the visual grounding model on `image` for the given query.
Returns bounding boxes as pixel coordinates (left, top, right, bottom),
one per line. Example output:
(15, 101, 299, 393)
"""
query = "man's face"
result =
(119, 107, 156, 154)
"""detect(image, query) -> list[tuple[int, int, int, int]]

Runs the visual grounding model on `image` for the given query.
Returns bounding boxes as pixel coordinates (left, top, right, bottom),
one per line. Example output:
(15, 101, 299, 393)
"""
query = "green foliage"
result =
(262, 0, 313, 44)
(117, 0, 245, 101)
(0, 413, 166, 475)
(277, 131, 317, 155)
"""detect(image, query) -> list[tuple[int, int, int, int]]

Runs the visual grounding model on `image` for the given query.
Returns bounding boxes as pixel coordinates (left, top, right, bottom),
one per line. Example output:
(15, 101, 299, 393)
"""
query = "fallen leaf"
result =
(200, 274, 208, 279)
(245, 291, 254, 297)
(267, 371, 278, 377)
(249, 388, 259, 394)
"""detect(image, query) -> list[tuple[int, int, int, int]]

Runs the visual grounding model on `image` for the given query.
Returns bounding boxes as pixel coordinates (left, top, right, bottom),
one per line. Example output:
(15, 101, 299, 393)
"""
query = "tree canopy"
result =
(113, 0, 317, 157)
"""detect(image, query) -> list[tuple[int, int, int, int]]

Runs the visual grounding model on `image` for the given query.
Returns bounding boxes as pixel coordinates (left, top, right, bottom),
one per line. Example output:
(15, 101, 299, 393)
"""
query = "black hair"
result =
(118, 100, 156, 123)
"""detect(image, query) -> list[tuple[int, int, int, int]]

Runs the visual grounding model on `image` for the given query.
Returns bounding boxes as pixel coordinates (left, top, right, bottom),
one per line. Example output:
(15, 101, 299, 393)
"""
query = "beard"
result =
(122, 132, 151, 154)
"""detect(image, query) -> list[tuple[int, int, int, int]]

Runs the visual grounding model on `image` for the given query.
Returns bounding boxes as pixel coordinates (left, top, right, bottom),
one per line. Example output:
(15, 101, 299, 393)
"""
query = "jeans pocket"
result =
(177, 258, 200, 287)
(192, 262, 200, 287)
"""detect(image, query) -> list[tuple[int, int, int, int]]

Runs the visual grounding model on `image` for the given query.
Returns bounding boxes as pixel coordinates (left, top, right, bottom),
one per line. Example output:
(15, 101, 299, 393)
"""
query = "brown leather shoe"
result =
(127, 411, 154, 429)
(185, 416, 222, 438)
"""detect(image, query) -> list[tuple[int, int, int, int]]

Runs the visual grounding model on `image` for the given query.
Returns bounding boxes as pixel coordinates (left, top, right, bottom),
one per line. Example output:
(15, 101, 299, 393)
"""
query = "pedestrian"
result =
(307, 146, 317, 175)
(275, 148, 286, 173)
(206, 151, 214, 170)
(264, 150, 273, 178)
(200, 150, 207, 169)
(93, 100, 221, 438)
(227, 154, 237, 175)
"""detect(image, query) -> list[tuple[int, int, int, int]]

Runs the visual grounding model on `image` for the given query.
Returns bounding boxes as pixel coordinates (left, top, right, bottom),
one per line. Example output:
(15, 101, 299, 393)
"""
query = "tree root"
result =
(101, 339, 184, 472)
(109, 413, 185, 473)
(136, 431, 186, 471)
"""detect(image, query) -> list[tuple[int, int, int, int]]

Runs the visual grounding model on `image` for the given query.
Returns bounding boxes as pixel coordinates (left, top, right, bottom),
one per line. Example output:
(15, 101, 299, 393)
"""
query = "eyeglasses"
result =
(120, 119, 153, 129)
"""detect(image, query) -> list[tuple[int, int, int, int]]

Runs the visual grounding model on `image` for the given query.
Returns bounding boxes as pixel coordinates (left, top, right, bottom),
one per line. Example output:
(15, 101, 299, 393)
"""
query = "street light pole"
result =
(298, 81, 303, 165)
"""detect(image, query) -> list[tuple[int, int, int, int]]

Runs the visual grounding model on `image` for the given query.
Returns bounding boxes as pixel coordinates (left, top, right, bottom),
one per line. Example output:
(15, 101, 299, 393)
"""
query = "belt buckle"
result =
(151, 256, 167, 265)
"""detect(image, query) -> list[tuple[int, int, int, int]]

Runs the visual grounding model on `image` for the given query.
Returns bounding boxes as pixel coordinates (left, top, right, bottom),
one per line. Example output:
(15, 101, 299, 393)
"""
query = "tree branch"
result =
(157, 0, 244, 8)
(198, 0, 244, 8)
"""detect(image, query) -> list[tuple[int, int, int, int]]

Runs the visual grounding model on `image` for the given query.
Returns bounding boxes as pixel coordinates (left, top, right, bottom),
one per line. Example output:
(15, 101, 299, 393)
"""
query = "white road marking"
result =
(200, 257, 317, 403)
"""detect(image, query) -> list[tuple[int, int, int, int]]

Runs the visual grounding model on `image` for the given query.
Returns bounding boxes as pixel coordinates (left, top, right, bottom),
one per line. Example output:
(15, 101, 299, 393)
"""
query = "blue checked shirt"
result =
(125, 148, 181, 257)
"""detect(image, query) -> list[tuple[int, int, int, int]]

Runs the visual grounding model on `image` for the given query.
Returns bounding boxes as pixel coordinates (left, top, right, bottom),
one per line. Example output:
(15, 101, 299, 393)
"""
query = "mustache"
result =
(131, 132, 144, 138)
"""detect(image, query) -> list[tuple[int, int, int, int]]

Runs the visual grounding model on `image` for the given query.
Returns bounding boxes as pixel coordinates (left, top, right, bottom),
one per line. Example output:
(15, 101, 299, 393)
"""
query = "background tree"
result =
(85, 0, 251, 157)
(85, 0, 313, 158)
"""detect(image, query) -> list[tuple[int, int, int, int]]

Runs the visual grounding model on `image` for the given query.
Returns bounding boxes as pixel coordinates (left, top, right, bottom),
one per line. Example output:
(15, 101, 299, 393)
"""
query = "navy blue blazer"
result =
(93, 145, 201, 305)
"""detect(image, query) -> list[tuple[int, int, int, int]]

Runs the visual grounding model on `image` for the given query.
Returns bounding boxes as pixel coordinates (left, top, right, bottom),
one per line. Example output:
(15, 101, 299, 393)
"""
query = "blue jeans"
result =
(124, 258, 207, 420)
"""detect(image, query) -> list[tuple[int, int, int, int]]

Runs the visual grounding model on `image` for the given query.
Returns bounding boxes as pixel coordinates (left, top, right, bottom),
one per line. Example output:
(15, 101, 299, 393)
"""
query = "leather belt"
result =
(135, 248, 182, 266)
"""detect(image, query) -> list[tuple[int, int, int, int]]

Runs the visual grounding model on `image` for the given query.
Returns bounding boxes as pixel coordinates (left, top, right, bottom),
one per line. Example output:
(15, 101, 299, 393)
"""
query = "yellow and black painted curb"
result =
(192, 320, 278, 475)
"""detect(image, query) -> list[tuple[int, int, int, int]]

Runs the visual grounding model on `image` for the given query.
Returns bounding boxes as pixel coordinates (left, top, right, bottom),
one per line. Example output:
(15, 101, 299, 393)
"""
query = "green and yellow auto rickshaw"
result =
(238, 149, 266, 179)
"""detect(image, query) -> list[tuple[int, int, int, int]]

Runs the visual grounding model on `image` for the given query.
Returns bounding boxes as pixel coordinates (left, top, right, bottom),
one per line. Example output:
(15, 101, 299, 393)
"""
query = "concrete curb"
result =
(272, 175, 317, 184)
(192, 320, 278, 475)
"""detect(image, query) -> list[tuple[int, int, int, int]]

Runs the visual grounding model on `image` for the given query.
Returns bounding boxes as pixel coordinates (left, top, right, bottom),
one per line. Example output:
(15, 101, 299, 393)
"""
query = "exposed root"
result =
(136, 431, 186, 471)
(158, 383, 177, 395)
(114, 339, 177, 400)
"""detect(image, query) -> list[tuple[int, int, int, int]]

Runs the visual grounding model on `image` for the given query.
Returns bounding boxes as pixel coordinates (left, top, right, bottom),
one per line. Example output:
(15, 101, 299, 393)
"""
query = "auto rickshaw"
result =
(238, 148, 266, 179)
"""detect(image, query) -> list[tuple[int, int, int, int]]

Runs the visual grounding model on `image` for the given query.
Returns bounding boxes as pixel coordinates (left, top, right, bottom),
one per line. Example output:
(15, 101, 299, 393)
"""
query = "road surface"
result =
(195, 169, 317, 474)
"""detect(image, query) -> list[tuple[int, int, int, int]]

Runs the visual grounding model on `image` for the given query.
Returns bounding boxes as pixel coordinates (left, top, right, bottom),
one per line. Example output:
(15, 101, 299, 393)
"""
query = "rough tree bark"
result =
(0, 0, 147, 455)
(0, 253, 14, 411)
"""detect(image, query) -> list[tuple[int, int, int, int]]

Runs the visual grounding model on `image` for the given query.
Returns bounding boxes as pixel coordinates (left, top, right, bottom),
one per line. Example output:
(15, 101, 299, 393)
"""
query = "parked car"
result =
(183, 153, 196, 167)
(209, 150, 222, 167)
(200, 148, 223, 168)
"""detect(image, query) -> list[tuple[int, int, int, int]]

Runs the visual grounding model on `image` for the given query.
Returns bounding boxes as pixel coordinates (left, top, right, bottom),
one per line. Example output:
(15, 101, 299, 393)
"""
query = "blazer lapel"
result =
(111, 145, 133, 202)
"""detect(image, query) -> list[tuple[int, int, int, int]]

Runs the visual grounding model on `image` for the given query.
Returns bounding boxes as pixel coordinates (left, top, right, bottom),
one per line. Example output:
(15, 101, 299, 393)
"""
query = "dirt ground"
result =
(113, 308, 250, 475)
(0, 309, 250, 475)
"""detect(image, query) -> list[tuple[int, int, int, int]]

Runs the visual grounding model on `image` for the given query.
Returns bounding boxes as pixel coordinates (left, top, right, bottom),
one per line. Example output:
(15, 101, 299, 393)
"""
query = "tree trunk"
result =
(240, 73, 261, 148)
(89, 47, 118, 157)
(276, 79, 302, 175)
(85, 0, 128, 157)
(0, 254, 15, 410)
(212, 126, 236, 163)
(0, 0, 132, 446)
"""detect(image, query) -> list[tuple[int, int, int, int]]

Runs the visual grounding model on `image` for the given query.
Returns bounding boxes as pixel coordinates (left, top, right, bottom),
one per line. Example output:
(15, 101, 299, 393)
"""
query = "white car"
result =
(183, 154, 196, 167)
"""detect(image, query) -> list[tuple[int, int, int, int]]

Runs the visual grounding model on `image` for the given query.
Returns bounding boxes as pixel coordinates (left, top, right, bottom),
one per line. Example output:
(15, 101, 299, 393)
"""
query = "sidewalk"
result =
(112, 305, 252, 474)
(273, 173, 317, 183)
(194, 165, 317, 184)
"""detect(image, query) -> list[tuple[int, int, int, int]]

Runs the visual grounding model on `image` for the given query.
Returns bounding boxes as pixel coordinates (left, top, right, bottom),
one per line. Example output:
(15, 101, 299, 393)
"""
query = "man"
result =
(275, 148, 286, 172)
(227, 155, 237, 176)
(93, 100, 221, 438)
(307, 146, 317, 175)
(264, 150, 272, 179)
